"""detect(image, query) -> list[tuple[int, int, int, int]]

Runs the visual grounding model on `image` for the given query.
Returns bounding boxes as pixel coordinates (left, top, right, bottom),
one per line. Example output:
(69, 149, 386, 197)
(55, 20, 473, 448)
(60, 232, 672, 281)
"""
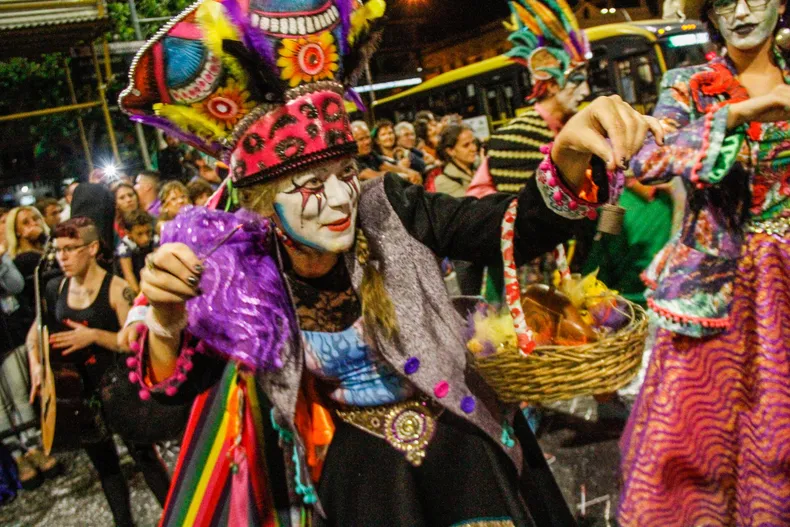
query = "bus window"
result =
(659, 32, 710, 70)
(588, 48, 616, 99)
(616, 59, 636, 104)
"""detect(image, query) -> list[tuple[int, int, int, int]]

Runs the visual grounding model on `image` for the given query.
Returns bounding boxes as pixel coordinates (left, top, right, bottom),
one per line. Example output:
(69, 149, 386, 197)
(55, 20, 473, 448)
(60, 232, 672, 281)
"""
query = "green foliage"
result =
(0, 0, 192, 184)
(107, 0, 194, 41)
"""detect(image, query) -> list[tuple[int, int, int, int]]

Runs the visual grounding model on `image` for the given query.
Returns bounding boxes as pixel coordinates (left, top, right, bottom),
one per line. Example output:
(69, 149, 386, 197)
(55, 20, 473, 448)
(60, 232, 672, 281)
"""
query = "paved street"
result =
(0, 397, 625, 527)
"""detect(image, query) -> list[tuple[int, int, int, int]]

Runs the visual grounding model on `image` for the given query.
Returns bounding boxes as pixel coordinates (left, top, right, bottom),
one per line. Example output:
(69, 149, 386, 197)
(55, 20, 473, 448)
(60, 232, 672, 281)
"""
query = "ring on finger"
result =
(145, 253, 156, 271)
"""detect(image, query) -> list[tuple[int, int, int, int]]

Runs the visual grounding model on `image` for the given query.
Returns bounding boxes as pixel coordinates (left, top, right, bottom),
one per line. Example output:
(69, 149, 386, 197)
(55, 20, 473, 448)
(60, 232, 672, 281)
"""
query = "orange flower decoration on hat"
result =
(277, 32, 339, 88)
(192, 78, 256, 131)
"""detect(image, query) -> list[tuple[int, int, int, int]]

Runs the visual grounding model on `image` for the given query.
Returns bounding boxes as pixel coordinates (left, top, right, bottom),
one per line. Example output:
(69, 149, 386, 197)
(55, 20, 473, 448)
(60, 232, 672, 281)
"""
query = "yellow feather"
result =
(196, 2, 239, 56)
(196, 1, 247, 83)
(526, 0, 569, 42)
(468, 309, 518, 353)
(350, 0, 386, 44)
(154, 103, 228, 141)
(555, 0, 580, 30)
(512, 3, 541, 35)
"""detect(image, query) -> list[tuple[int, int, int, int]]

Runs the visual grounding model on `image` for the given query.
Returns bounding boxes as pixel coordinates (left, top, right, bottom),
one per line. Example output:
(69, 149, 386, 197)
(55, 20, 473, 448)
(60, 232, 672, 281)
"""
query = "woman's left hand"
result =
(49, 320, 95, 355)
(552, 95, 664, 189)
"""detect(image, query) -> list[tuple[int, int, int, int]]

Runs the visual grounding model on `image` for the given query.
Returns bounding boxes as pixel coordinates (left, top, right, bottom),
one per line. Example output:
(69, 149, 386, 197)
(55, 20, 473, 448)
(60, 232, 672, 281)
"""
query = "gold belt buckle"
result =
(336, 397, 443, 467)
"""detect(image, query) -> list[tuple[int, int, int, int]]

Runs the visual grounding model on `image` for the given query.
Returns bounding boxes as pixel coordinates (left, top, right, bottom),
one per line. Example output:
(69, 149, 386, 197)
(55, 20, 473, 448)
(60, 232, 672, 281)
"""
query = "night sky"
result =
(388, 0, 511, 44)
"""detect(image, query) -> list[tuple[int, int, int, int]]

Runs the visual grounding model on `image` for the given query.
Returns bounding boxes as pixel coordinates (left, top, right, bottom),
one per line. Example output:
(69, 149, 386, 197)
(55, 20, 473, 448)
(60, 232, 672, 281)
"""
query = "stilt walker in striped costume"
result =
(469, 0, 592, 197)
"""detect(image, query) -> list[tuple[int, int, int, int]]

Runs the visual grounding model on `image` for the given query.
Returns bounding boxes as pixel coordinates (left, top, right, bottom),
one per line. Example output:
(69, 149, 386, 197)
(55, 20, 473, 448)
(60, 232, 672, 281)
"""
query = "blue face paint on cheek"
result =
(274, 202, 325, 251)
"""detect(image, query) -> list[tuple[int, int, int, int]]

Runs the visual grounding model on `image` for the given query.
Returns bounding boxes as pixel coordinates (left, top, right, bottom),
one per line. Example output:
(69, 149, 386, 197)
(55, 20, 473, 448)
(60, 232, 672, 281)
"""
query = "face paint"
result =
(713, 0, 781, 50)
(555, 78, 590, 115)
(273, 158, 359, 253)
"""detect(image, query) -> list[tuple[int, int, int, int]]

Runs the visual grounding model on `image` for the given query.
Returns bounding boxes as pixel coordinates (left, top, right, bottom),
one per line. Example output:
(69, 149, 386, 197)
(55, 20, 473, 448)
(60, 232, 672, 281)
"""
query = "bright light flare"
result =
(102, 163, 120, 180)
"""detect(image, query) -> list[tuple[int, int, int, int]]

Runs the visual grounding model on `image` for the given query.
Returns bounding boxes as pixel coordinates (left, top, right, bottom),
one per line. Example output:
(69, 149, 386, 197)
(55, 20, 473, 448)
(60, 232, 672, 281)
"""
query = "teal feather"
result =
(543, 0, 574, 33)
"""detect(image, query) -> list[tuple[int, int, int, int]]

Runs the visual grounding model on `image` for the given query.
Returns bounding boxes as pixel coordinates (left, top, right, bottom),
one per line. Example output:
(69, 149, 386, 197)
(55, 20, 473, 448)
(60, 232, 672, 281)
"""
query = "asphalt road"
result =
(0, 397, 626, 527)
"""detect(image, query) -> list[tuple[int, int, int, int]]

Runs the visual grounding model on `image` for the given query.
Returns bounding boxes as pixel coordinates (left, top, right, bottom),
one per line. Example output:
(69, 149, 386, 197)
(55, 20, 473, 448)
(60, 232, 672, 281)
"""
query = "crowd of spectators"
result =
(0, 113, 491, 511)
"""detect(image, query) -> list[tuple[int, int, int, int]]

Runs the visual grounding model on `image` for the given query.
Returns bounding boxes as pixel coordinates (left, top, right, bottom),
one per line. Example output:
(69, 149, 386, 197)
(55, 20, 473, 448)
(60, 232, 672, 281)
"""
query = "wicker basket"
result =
(471, 297, 648, 404)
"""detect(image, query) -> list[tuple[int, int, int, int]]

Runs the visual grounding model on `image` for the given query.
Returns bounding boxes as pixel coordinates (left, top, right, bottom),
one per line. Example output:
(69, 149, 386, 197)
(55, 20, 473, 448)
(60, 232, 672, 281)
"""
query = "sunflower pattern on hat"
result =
(506, 0, 590, 101)
(120, 0, 385, 186)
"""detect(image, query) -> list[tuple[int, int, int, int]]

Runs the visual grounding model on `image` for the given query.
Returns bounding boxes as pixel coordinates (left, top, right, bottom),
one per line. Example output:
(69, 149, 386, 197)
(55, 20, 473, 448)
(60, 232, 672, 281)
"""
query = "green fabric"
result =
(707, 130, 745, 185)
(582, 188, 673, 306)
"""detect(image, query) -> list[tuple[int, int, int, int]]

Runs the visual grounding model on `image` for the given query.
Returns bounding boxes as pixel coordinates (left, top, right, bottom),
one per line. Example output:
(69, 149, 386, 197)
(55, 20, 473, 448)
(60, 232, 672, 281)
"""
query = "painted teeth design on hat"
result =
(252, 0, 339, 38)
(169, 53, 223, 104)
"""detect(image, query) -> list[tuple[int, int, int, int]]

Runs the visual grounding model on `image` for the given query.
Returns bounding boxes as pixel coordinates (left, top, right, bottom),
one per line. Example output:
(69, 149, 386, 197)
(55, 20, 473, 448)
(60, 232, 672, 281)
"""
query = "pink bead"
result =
(126, 356, 138, 369)
(165, 385, 178, 396)
(128, 371, 139, 383)
(138, 389, 151, 401)
(135, 323, 146, 333)
(546, 177, 557, 187)
(553, 190, 564, 204)
(539, 161, 550, 171)
(129, 341, 140, 353)
(176, 373, 188, 383)
(434, 381, 450, 399)
(568, 200, 578, 211)
(182, 361, 194, 372)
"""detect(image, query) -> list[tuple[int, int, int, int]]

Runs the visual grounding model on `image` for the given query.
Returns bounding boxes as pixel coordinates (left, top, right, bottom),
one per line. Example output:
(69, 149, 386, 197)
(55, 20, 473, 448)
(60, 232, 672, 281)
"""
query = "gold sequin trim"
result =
(335, 397, 443, 467)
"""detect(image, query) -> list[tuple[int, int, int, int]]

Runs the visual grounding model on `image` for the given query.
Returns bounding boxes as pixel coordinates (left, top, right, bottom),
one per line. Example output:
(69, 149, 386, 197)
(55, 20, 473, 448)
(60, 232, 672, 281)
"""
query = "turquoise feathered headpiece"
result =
(506, 0, 590, 99)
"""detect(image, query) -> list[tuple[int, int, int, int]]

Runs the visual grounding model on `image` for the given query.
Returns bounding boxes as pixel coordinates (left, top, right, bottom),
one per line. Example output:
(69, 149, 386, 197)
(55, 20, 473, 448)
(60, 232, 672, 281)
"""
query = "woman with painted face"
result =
(618, 0, 790, 524)
(116, 0, 661, 525)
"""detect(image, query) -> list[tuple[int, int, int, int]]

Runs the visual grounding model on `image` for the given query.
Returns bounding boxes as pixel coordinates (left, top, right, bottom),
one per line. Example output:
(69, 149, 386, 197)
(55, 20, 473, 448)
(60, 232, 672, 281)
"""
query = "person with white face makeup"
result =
(618, 0, 790, 525)
(115, 0, 663, 524)
(466, 0, 591, 198)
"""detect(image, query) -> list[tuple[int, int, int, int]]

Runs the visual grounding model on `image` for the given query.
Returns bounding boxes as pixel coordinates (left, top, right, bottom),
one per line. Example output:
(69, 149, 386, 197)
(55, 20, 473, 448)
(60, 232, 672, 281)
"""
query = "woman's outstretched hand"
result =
(551, 95, 664, 189)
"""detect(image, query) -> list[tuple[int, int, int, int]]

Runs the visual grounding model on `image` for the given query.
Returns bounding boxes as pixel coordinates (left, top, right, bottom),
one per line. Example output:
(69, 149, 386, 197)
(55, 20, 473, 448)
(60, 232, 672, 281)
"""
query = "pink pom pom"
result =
(126, 356, 138, 369)
(129, 341, 141, 353)
(553, 190, 564, 204)
(587, 209, 598, 220)
(138, 389, 151, 401)
(128, 371, 139, 383)
(165, 385, 178, 396)
(568, 200, 578, 211)
(182, 360, 194, 372)
(176, 373, 188, 383)
(546, 177, 557, 187)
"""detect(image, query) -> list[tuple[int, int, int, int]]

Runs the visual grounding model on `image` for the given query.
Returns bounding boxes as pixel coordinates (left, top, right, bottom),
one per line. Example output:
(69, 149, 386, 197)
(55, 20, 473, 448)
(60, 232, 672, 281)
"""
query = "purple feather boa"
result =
(161, 206, 296, 371)
(345, 88, 367, 112)
(132, 115, 223, 157)
(221, 0, 276, 66)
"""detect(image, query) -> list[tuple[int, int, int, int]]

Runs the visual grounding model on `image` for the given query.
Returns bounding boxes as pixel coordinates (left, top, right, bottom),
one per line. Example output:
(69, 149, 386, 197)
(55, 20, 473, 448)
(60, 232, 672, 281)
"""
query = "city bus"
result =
(372, 20, 713, 134)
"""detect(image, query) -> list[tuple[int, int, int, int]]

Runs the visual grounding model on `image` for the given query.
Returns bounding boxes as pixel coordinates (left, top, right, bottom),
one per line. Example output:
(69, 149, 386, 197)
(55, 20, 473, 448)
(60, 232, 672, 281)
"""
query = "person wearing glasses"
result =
(618, 0, 790, 524)
(26, 217, 170, 527)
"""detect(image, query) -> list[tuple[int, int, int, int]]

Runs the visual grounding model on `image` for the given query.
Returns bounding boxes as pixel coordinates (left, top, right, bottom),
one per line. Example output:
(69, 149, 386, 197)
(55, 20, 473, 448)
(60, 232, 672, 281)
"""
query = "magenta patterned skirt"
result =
(619, 232, 790, 526)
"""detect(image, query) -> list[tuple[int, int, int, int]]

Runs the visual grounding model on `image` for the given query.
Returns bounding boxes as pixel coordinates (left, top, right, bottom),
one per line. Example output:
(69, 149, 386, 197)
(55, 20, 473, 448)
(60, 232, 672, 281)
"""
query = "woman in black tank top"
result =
(43, 219, 170, 527)
(53, 271, 119, 390)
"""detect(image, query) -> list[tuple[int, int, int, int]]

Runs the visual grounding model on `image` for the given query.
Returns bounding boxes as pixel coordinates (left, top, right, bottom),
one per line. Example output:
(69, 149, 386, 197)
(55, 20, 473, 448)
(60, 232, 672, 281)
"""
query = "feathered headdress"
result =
(506, 0, 590, 101)
(119, 0, 386, 188)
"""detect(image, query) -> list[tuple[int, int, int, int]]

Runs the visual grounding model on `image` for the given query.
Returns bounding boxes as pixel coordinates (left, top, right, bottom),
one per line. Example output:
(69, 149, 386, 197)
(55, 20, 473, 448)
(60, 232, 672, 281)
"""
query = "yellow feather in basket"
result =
(467, 309, 517, 356)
